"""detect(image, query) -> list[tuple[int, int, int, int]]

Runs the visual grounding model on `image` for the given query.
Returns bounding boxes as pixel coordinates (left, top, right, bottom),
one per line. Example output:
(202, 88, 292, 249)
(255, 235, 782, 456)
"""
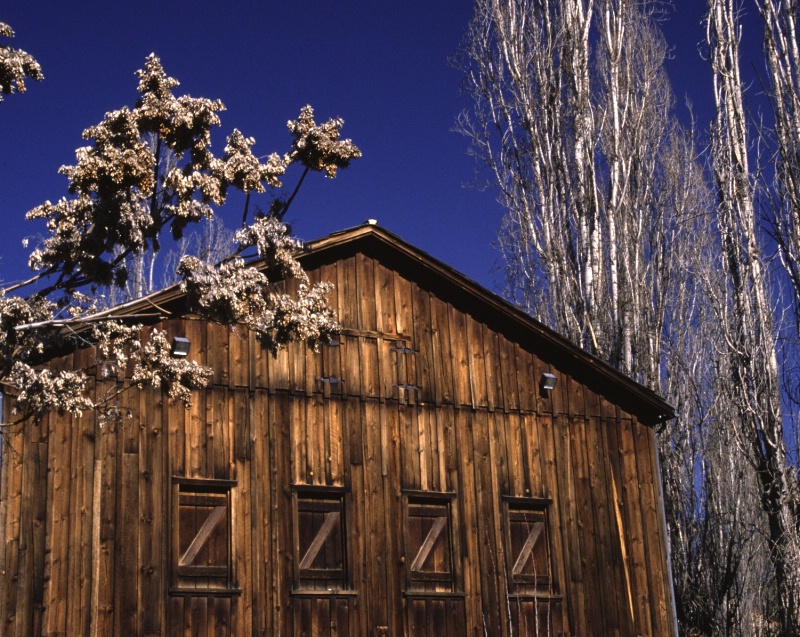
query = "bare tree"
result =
(706, 1, 800, 633)
(455, 1, 789, 634)
(661, 265, 773, 636)
(456, 0, 701, 387)
(760, 0, 800, 459)
(761, 0, 800, 316)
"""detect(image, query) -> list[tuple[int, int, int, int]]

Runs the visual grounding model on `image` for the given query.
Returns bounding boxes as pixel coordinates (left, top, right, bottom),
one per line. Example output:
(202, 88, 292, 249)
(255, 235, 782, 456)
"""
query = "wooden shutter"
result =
(403, 493, 456, 591)
(293, 487, 348, 589)
(172, 478, 236, 591)
(178, 492, 229, 578)
(504, 498, 551, 590)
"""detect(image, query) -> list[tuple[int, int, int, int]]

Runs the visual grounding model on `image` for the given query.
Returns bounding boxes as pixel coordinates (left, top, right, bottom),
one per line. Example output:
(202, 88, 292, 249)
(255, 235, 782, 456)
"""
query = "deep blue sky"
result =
(0, 2, 766, 293)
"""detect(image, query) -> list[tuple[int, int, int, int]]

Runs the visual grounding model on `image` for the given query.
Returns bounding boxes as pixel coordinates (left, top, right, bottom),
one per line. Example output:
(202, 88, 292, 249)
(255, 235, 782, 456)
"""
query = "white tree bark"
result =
(457, 1, 795, 633)
(707, 1, 800, 633)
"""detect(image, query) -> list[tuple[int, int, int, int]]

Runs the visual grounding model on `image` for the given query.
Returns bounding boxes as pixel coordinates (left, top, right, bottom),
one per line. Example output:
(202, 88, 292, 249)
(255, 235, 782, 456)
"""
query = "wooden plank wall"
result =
(0, 252, 676, 637)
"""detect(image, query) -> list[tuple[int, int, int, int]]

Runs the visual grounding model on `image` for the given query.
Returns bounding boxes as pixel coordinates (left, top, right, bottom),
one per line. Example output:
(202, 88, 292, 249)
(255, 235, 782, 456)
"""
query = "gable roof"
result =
(90, 222, 675, 426)
(299, 223, 674, 426)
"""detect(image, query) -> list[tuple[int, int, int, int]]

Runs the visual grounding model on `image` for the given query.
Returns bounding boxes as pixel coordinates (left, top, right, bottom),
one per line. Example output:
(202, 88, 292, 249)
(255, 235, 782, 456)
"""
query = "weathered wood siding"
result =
(1, 252, 676, 637)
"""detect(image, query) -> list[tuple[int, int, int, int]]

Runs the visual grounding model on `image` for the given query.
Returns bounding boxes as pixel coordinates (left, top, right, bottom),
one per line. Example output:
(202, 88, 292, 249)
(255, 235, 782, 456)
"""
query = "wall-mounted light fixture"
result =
(540, 372, 557, 391)
(170, 336, 191, 358)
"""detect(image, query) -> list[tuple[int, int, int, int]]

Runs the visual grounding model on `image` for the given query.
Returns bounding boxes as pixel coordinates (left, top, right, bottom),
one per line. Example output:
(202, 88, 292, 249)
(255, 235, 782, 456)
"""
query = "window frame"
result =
(291, 484, 350, 591)
(170, 476, 238, 595)
(402, 490, 459, 592)
(502, 495, 553, 593)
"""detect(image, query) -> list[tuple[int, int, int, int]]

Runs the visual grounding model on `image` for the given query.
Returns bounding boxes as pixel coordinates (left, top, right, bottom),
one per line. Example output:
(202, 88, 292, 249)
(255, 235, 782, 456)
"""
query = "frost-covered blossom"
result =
(90, 320, 143, 372)
(287, 106, 362, 177)
(178, 256, 270, 325)
(223, 129, 286, 192)
(234, 215, 304, 279)
(2, 54, 358, 426)
(178, 255, 338, 354)
(0, 293, 55, 374)
(130, 329, 212, 406)
(260, 281, 338, 354)
(0, 22, 42, 102)
(23, 57, 359, 295)
(135, 54, 224, 158)
(23, 56, 228, 288)
(10, 362, 93, 419)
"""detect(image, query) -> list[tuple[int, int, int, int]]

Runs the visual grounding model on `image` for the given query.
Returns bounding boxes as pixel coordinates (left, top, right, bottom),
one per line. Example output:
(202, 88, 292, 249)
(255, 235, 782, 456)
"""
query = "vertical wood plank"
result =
(249, 389, 267, 637)
(383, 402, 404, 633)
(2, 425, 24, 635)
(535, 413, 570, 633)
(499, 337, 520, 413)
(140, 388, 165, 636)
(482, 327, 500, 412)
(554, 413, 585, 636)
(374, 262, 396, 335)
(272, 392, 292, 636)
(430, 298, 454, 405)
(392, 269, 412, 338)
(206, 322, 230, 387)
(329, 398, 344, 486)
(74, 388, 95, 637)
(360, 338, 379, 400)
(21, 437, 48, 637)
(363, 400, 389, 632)
(190, 596, 208, 637)
(570, 415, 606, 636)
(471, 409, 503, 636)
(411, 285, 435, 405)
(585, 414, 626, 635)
(466, 318, 487, 409)
(646, 424, 679, 637)
(115, 419, 140, 636)
(95, 383, 119, 637)
(454, 409, 481, 633)
(168, 596, 185, 637)
(43, 397, 72, 637)
(602, 400, 637, 637)
(347, 405, 367, 637)
(633, 418, 671, 637)
(518, 348, 537, 414)
(447, 306, 470, 407)
(229, 322, 250, 389)
(342, 334, 361, 399)
(357, 254, 377, 333)
(291, 393, 306, 485)
(507, 412, 525, 496)
(187, 375, 207, 479)
(618, 415, 652, 637)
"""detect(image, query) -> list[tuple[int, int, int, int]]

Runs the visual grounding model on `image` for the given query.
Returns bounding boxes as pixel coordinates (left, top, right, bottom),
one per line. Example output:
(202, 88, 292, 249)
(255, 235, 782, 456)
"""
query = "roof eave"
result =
(92, 222, 675, 426)
(298, 224, 675, 427)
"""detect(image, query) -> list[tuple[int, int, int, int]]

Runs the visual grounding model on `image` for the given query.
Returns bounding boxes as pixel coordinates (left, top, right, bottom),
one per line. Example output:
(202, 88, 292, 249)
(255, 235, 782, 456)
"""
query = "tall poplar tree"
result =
(456, 1, 800, 634)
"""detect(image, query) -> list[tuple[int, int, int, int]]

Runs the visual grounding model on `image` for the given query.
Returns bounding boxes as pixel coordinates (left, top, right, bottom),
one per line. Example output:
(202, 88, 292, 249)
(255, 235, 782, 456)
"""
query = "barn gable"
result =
(1, 223, 677, 636)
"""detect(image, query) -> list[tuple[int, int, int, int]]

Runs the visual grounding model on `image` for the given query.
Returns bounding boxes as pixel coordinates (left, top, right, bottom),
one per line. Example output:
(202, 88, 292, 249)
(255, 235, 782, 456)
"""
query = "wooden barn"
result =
(0, 223, 677, 637)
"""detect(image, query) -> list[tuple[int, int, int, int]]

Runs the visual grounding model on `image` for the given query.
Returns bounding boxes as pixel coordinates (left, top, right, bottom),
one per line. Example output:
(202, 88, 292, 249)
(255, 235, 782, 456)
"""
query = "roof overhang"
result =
(298, 224, 675, 427)
(83, 222, 675, 427)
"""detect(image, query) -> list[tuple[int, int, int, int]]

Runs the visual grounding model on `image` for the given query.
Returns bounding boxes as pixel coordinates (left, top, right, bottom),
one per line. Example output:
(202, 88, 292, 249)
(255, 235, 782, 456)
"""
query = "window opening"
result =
(293, 486, 348, 590)
(403, 491, 457, 591)
(504, 497, 552, 592)
(172, 477, 236, 592)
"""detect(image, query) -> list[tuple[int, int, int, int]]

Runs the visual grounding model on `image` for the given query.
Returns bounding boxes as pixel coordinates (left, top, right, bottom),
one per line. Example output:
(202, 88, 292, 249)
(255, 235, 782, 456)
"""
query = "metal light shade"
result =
(540, 372, 557, 391)
(170, 336, 191, 358)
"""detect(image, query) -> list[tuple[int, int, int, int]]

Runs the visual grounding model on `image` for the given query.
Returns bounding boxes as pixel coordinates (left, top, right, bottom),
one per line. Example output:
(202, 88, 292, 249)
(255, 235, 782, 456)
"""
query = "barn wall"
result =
(0, 252, 675, 637)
